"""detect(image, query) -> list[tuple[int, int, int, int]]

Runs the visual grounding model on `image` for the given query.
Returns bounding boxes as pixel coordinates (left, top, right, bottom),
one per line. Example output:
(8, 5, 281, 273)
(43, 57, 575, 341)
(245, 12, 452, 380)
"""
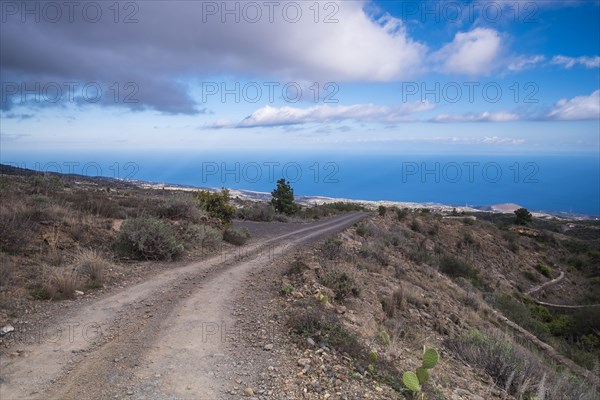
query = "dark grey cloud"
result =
(1, 1, 426, 113)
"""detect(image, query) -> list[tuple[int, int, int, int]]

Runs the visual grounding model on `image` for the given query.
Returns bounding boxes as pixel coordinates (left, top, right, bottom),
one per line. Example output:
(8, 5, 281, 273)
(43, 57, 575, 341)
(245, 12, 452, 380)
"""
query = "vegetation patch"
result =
(439, 255, 480, 285)
(318, 267, 360, 301)
(115, 217, 184, 260)
(223, 227, 250, 246)
(446, 329, 597, 400)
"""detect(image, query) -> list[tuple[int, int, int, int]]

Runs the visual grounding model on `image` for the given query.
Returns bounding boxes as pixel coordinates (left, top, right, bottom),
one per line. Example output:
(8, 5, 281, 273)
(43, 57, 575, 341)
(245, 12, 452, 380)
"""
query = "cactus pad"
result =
(422, 348, 439, 369)
(416, 366, 429, 384)
(402, 371, 421, 392)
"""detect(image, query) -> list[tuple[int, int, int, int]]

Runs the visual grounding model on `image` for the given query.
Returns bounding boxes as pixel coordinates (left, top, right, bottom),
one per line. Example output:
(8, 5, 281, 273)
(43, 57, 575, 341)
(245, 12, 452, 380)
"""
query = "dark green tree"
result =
(514, 207, 532, 225)
(194, 188, 236, 225)
(271, 178, 299, 215)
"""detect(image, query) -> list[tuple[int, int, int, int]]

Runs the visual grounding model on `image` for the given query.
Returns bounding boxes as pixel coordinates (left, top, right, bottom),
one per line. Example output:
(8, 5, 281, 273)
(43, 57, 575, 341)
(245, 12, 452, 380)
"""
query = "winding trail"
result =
(526, 270, 600, 309)
(0, 212, 367, 400)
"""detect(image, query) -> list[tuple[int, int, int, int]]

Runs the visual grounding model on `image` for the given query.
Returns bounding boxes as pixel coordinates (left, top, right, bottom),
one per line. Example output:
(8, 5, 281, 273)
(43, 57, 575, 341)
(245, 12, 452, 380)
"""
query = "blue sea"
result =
(2, 151, 599, 216)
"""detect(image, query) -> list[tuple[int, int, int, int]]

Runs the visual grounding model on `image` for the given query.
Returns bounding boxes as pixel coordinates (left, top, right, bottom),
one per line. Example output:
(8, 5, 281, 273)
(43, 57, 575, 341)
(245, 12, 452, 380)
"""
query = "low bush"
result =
(0, 254, 15, 287)
(51, 268, 84, 299)
(194, 189, 236, 225)
(74, 249, 110, 288)
(0, 208, 38, 254)
(320, 238, 344, 261)
(439, 255, 480, 284)
(535, 263, 552, 278)
(66, 190, 125, 219)
(446, 329, 597, 400)
(356, 224, 368, 237)
(409, 219, 421, 232)
(289, 303, 363, 358)
(155, 196, 202, 221)
(396, 208, 409, 221)
(236, 204, 275, 222)
(115, 217, 184, 260)
(185, 224, 222, 248)
(318, 267, 360, 300)
(223, 227, 250, 246)
(359, 242, 389, 266)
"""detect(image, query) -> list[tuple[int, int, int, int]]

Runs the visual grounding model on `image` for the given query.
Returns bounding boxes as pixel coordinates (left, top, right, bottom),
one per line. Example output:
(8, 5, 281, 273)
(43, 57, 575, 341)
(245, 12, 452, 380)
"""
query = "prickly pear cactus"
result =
(416, 366, 429, 384)
(369, 349, 378, 363)
(422, 348, 439, 369)
(402, 371, 421, 393)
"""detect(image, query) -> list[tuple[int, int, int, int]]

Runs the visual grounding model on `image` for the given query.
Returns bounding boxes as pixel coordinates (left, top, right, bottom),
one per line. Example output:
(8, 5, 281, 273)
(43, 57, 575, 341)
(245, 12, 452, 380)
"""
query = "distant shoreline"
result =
(136, 181, 598, 221)
(1, 163, 597, 220)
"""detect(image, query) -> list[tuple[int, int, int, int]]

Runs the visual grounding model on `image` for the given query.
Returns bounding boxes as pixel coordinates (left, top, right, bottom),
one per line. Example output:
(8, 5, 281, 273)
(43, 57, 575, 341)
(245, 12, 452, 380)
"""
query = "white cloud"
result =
(433, 28, 503, 76)
(431, 111, 519, 123)
(207, 102, 434, 128)
(546, 90, 600, 121)
(551, 55, 600, 69)
(1, 1, 428, 114)
(430, 136, 525, 145)
(507, 55, 545, 72)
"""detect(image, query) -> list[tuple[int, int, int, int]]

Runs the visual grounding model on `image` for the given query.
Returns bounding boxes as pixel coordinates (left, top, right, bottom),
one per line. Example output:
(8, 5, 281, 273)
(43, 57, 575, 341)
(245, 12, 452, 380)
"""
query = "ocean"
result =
(2, 151, 599, 216)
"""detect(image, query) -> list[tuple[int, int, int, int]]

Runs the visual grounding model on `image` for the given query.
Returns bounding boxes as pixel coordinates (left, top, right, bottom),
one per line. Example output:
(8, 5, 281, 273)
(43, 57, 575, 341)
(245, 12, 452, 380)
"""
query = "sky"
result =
(0, 0, 599, 154)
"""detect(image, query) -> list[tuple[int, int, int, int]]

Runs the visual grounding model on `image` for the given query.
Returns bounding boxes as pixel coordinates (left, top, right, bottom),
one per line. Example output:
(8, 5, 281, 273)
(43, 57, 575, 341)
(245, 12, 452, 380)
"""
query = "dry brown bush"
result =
(74, 249, 110, 288)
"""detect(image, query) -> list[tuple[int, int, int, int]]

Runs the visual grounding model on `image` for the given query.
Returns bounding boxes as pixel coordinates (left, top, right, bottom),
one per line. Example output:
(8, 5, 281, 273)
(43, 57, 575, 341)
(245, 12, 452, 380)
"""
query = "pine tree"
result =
(271, 178, 299, 215)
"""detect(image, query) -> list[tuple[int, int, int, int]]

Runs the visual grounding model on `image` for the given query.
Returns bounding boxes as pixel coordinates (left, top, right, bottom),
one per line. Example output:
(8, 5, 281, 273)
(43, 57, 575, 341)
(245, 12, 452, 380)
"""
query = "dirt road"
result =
(0, 212, 367, 400)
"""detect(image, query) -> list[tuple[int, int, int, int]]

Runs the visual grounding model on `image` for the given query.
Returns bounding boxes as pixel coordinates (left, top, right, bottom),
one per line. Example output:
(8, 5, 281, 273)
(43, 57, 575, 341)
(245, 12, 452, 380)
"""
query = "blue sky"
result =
(1, 0, 599, 154)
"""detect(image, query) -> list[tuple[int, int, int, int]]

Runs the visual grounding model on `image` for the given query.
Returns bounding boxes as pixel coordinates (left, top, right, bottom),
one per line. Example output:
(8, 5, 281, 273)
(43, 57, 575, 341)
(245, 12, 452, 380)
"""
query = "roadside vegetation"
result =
(279, 205, 599, 398)
(0, 167, 364, 313)
(2, 165, 598, 398)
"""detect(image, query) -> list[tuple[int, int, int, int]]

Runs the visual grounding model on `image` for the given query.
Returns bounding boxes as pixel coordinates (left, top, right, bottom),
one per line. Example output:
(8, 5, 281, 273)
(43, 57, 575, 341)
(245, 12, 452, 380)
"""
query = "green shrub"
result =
(155, 196, 202, 221)
(289, 304, 362, 358)
(523, 270, 540, 282)
(319, 267, 360, 300)
(548, 315, 574, 337)
(408, 241, 432, 265)
(194, 189, 236, 225)
(486, 293, 550, 340)
(359, 242, 389, 266)
(356, 224, 368, 237)
(396, 208, 409, 221)
(529, 304, 553, 323)
(514, 207, 532, 225)
(410, 219, 421, 232)
(280, 283, 294, 295)
(535, 263, 552, 278)
(320, 238, 344, 261)
(439, 255, 479, 284)
(236, 204, 275, 221)
(185, 224, 222, 247)
(378, 205, 386, 216)
(223, 227, 250, 246)
(116, 217, 184, 260)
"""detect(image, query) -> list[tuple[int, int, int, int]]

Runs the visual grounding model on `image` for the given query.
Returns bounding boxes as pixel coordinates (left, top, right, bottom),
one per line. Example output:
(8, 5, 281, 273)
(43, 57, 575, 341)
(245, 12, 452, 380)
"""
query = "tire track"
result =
(1, 212, 366, 399)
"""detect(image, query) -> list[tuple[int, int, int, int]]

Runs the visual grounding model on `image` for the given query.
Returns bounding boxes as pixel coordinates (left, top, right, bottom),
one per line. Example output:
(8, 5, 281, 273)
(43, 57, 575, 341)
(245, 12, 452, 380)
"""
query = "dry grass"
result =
(74, 248, 110, 288)
(392, 285, 406, 310)
(0, 254, 16, 287)
(446, 328, 598, 400)
(0, 207, 38, 254)
(51, 268, 83, 299)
